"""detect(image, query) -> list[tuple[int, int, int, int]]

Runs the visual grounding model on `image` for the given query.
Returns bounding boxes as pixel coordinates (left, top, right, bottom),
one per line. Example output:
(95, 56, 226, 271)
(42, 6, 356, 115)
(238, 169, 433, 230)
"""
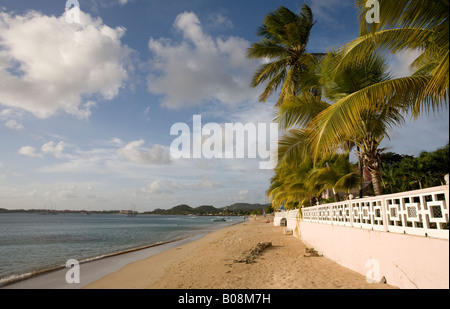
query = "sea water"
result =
(0, 213, 239, 285)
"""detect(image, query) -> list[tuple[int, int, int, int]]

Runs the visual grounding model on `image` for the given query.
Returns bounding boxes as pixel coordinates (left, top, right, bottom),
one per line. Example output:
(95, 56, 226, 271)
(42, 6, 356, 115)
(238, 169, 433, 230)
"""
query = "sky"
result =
(0, 0, 448, 211)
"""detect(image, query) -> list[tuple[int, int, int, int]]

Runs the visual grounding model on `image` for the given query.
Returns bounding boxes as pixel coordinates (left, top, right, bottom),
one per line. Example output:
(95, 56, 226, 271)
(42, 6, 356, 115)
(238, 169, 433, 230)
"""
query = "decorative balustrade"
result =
(277, 185, 449, 239)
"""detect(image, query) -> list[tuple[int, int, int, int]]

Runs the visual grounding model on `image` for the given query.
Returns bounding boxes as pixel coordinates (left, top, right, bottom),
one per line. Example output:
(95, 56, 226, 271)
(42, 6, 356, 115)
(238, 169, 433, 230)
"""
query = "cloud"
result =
(18, 146, 42, 158)
(39, 149, 113, 174)
(1, 108, 24, 130)
(237, 189, 249, 200)
(117, 140, 171, 165)
(41, 141, 66, 158)
(305, 0, 343, 24)
(147, 12, 259, 109)
(141, 180, 183, 195)
(192, 175, 223, 189)
(207, 13, 233, 29)
(141, 180, 163, 194)
(4, 119, 23, 130)
(58, 190, 77, 199)
(0, 10, 130, 119)
(388, 49, 423, 78)
(18, 141, 66, 158)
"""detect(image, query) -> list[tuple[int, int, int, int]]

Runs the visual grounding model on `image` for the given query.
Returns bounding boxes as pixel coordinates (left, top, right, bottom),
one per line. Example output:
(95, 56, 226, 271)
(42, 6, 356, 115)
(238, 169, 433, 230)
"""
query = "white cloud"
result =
(147, 12, 259, 109)
(58, 190, 77, 199)
(39, 152, 110, 174)
(18, 141, 66, 158)
(18, 146, 42, 158)
(111, 137, 124, 145)
(4, 119, 23, 130)
(0, 10, 130, 119)
(192, 175, 223, 189)
(41, 141, 66, 158)
(305, 0, 352, 25)
(141, 180, 183, 195)
(207, 13, 233, 29)
(118, 0, 131, 5)
(117, 140, 171, 165)
(237, 189, 249, 200)
(388, 49, 423, 78)
(141, 180, 163, 194)
(1, 108, 24, 130)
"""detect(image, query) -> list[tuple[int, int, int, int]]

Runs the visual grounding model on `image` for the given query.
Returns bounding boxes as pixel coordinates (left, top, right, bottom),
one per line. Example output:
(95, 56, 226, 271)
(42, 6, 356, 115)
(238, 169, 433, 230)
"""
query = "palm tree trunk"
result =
(357, 147, 363, 198)
(371, 170, 382, 195)
(333, 188, 340, 202)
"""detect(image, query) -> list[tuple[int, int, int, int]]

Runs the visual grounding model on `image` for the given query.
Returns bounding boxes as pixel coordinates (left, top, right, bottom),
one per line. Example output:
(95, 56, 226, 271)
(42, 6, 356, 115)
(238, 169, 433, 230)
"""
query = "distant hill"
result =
(195, 205, 218, 214)
(151, 204, 194, 215)
(226, 203, 268, 211)
(146, 203, 271, 215)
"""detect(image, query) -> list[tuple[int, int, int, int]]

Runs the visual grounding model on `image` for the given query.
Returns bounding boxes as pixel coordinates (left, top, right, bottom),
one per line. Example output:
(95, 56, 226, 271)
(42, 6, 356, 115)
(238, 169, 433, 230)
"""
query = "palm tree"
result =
(278, 50, 407, 195)
(356, 0, 448, 108)
(351, 107, 405, 195)
(247, 4, 321, 105)
(310, 0, 448, 159)
(321, 53, 408, 195)
(268, 151, 361, 209)
(308, 153, 361, 201)
(267, 156, 316, 209)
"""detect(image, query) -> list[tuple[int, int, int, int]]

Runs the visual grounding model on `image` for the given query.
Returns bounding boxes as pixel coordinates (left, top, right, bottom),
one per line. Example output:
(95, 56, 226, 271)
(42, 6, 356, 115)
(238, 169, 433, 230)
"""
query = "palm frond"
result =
(277, 128, 313, 166)
(247, 40, 289, 59)
(308, 75, 440, 160)
(336, 28, 434, 72)
(357, 0, 449, 34)
(275, 92, 330, 130)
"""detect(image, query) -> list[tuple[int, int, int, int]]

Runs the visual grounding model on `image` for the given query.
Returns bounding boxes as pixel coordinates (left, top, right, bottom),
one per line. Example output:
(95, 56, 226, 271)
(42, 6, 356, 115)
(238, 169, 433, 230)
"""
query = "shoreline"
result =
(85, 216, 397, 289)
(0, 236, 187, 288)
(2, 220, 243, 289)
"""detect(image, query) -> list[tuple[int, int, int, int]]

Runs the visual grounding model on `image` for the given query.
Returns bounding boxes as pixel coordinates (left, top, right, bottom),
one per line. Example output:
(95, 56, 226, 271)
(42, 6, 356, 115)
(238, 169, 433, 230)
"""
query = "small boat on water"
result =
(126, 204, 138, 217)
(39, 204, 58, 215)
(212, 218, 226, 222)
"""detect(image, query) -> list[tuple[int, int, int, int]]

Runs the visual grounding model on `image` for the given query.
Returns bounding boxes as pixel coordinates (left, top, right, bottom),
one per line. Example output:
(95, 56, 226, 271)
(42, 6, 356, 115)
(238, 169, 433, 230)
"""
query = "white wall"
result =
(298, 221, 449, 289)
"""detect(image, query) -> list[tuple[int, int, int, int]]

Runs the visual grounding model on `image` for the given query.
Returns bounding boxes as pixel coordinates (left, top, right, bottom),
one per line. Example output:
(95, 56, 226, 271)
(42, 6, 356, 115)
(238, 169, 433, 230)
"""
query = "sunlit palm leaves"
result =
(309, 153, 361, 199)
(267, 152, 361, 210)
(247, 4, 319, 105)
(314, 0, 449, 159)
(278, 49, 405, 195)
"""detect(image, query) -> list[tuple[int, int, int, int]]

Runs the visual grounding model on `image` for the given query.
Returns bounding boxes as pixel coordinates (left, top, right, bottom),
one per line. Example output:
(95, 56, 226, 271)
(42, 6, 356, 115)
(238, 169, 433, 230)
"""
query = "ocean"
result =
(0, 212, 240, 285)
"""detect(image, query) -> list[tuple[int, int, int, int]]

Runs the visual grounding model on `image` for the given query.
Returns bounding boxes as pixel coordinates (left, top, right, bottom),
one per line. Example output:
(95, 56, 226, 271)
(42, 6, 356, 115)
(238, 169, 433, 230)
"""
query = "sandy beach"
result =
(85, 216, 396, 289)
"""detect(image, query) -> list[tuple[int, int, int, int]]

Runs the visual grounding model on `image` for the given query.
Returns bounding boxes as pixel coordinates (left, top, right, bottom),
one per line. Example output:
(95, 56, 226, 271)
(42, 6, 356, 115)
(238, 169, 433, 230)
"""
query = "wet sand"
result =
(85, 216, 396, 289)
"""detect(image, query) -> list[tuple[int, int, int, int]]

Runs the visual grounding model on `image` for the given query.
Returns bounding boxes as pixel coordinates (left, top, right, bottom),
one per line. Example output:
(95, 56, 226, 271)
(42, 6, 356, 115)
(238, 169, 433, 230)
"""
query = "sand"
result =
(85, 216, 396, 289)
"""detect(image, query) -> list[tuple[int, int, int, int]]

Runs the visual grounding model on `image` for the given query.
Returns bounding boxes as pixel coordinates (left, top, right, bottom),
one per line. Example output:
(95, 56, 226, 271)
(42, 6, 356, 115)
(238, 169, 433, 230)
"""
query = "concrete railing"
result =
(302, 185, 449, 239)
(276, 185, 449, 239)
